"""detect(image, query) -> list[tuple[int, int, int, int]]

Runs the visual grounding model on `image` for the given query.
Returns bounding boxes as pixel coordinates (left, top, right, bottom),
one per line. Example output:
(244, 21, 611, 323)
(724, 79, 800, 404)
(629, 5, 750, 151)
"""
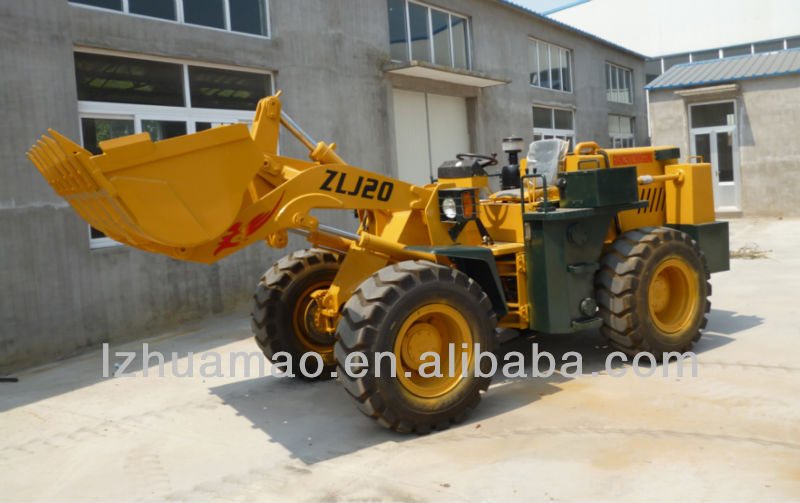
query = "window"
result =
(81, 117, 136, 155)
(645, 59, 661, 84)
(663, 54, 689, 72)
(75, 53, 185, 106)
(75, 50, 273, 248)
(130, 0, 176, 20)
(754, 40, 783, 53)
(609, 115, 634, 148)
(528, 39, 572, 92)
(691, 49, 719, 62)
(690, 102, 735, 129)
(187, 65, 273, 110)
(532, 105, 574, 149)
(69, 0, 270, 37)
(722, 44, 752, 57)
(72, 0, 122, 9)
(386, 0, 470, 69)
(605, 62, 632, 104)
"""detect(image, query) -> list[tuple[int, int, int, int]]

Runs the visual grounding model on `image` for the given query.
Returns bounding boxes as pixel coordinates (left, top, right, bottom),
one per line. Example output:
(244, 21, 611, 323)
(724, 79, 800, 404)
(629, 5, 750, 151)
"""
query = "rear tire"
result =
(596, 227, 710, 358)
(251, 248, 342, 380)
(335, 261, 497, 434)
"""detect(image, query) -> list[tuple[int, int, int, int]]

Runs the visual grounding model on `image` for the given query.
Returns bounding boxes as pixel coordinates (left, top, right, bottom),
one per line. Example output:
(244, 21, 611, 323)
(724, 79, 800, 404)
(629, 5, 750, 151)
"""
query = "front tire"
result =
(596, 227, 710, 358)
(335, 261, 497, 434)
(251, 248, 342, 379)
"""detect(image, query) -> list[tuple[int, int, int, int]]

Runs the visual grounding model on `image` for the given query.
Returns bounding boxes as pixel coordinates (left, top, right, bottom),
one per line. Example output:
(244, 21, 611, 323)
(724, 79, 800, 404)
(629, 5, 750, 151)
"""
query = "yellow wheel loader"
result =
(27, 93, 728, 433)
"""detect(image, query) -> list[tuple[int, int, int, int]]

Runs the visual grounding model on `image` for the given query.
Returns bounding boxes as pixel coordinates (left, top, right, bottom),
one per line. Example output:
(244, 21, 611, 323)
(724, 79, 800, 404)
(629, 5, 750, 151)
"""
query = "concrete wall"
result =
(738, 76, 800, 216)
(648, 74, 800, 216)
(0, 0, 646, 372)
(447, 0, 648, 155)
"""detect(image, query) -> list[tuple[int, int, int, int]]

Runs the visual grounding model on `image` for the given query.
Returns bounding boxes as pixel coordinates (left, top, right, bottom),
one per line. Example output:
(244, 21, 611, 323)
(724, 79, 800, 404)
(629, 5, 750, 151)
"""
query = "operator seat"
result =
(490, 138, 568, 200)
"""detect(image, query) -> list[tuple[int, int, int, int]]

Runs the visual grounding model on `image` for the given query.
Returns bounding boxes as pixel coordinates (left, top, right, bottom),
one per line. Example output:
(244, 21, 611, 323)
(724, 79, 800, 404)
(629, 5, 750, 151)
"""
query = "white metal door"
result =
(690, 126, 740, 211)
(689, 101, 740, 211)
(427, 93, 470, 176)
(392, 89, 431, 186)
(391, 89, 469, 185)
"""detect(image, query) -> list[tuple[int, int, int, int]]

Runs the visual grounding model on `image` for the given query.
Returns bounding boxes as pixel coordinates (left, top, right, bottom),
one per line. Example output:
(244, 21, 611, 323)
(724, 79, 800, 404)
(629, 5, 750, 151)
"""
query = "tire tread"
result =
(335, 260, 497, 434)
(596, 227, 711, 357)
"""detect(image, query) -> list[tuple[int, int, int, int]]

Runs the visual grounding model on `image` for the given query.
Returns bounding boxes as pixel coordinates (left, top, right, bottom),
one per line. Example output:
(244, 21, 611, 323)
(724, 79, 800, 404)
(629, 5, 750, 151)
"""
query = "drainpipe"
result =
(646, 88, 652, 142)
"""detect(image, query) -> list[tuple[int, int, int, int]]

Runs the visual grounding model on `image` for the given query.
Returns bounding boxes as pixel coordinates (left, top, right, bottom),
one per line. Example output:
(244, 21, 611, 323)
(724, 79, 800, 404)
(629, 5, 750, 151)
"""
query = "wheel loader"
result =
(27, 92, 728, 433)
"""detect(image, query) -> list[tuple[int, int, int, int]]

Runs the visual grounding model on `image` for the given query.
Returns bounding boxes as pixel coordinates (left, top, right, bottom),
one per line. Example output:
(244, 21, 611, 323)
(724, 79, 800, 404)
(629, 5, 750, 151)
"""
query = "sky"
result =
(511, 0, 576, 14)
(512, 0, 800, 57)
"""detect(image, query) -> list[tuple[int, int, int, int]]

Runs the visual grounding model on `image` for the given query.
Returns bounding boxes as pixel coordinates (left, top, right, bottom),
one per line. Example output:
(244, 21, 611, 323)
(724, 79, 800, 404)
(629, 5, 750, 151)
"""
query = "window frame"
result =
(532, 105, 575, 149)
(75, 48, 274, 249)
(528, 38, 573, 94)
(605, 62, 633, 104)
(389, 0, 472, 70)
(68, 0, 271, 38)
(688, 99, 737, 130)
(608, 114, 635, 148)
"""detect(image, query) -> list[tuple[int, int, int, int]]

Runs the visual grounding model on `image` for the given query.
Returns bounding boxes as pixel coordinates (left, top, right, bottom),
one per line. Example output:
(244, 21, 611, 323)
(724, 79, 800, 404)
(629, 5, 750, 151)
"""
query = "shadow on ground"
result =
(208, 337, 572, 465)
(704, 309, 764, 336)
(0, 306, 761, 440)
(209, 307, 757, 465)
(0, 314, 252, 413)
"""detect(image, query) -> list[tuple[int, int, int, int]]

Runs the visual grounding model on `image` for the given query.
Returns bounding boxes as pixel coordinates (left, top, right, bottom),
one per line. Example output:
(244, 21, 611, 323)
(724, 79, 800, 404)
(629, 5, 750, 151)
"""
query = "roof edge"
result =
(648, 34, 800, 60)
(645, 47, 800, 90)
(541, 0, 592, 16)
(494, 0, 646, 59)
(646, 69, 800, 91)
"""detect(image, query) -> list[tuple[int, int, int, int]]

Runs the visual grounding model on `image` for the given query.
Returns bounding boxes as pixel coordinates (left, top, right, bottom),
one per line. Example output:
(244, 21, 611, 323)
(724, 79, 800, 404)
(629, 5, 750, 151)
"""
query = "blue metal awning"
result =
(646, 48, 800, 90)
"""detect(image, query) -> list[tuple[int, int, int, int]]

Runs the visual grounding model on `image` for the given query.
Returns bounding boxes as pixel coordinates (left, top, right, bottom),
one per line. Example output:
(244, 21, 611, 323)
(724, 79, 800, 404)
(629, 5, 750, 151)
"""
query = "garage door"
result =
(392, 89, 470, 185)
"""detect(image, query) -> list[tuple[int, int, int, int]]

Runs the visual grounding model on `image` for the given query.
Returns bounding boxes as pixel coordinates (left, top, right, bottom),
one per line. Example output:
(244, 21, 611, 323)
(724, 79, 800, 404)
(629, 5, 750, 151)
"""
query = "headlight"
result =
(438, 188, 479, 223)
(442, 198, 457, 220)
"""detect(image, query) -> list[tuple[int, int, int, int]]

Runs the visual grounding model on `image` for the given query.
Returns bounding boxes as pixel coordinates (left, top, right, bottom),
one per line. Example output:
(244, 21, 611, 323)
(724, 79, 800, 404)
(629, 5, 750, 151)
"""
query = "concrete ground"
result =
(1, 217, 799, 502)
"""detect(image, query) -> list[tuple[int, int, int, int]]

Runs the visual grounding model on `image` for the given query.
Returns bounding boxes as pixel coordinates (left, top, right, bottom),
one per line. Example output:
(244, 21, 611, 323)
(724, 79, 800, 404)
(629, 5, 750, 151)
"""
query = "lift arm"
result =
(28, 93, 436, 264)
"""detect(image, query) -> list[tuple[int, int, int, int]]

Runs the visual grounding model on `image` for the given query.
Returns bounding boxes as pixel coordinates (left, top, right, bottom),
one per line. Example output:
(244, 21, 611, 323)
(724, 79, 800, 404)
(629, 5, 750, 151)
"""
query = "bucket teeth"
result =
(26, 122, 263, 255)
(27, 131, 139, 246)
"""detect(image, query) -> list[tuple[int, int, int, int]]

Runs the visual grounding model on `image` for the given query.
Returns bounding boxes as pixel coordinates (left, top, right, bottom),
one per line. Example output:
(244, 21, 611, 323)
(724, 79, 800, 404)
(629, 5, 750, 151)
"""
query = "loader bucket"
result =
(27, 124, 264, 248)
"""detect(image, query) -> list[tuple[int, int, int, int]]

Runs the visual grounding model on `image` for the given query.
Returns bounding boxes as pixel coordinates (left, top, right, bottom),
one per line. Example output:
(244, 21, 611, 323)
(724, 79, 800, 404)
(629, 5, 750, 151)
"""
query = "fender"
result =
(405, 245, 508, 318)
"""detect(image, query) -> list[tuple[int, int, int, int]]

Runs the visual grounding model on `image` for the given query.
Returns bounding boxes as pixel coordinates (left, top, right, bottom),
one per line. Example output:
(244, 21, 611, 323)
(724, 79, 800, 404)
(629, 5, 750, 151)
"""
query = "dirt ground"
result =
(1, 217, 799, 502)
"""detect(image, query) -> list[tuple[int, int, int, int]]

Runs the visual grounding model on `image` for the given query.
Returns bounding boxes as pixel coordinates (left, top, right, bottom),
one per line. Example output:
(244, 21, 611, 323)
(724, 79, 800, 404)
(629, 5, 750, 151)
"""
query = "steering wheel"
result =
(456, 153, 498, 168)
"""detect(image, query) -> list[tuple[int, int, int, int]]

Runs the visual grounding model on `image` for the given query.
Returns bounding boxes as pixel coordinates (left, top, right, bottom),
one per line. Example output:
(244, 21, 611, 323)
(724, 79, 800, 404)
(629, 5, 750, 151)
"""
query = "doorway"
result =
(391, 89, 470, 185)
(689, 101, 740, 211)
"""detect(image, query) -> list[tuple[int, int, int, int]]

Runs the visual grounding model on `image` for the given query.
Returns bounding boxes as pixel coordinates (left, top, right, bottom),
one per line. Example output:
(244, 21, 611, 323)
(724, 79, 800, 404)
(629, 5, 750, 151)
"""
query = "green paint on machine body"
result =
(667, 222, 730, 273)
(412, 167, 728, 336)
(560, 166, 639, 208)
(523, 167, 644, 333)
(523, 204, 642, 333)
(404, 245, 509, 317)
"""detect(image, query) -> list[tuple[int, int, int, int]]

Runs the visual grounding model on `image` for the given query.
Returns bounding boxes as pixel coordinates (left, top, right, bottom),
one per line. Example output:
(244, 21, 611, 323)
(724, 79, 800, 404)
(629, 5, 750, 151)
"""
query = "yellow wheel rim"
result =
(394, 303, 474, 399)
(292, 281, 335, 365)
(648, 257, 700, 335)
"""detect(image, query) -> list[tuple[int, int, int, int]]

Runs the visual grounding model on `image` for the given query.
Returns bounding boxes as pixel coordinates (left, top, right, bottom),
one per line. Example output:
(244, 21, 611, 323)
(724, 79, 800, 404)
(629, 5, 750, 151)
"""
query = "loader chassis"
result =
(27, 93, 728, 433)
